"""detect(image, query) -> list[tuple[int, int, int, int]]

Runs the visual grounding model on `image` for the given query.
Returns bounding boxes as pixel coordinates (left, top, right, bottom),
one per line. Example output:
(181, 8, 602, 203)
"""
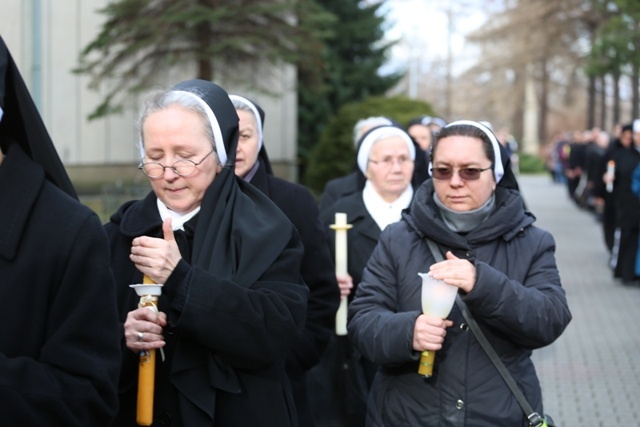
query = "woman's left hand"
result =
(428, 251, 476, 293)
(130, 218, 182, 284)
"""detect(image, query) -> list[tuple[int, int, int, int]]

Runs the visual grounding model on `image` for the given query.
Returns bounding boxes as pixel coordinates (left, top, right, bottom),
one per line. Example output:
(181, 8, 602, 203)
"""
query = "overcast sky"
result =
(381, 0, 488, 75)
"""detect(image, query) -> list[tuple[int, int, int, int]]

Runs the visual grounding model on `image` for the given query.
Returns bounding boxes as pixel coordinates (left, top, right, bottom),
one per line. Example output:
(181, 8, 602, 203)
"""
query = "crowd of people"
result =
(1, 32, 572, 427)
(544, 124, 640, 286)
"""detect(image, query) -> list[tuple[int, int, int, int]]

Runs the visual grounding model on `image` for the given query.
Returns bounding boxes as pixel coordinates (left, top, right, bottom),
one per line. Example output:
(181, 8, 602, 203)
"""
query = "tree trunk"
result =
(587, 74, 596, 129)
(599, 75, 606, 130)
(538, 58, 549, 145)
(632, 64, 639, 121)
(613, 72, 620, 126)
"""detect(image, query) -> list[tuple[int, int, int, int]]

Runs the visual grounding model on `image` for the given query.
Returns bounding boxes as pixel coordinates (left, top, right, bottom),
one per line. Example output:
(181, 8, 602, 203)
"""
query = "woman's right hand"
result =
(412, 314, 453, 352)
(124, 307, 167, 353)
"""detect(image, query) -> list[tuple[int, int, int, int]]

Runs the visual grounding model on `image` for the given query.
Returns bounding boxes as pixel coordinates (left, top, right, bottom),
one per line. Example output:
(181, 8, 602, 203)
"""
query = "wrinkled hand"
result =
(124, 307, 167, 353)
(336, 273, 353, 300)
(130, 218, 182, 284)
(412, 314, 453, 352)
(428, 251, 476, 293)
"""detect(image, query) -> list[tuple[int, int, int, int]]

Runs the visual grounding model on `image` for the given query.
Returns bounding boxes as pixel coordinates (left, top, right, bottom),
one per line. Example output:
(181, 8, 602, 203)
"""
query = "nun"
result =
(230, 94, 340, 427)
(105, 80, 309, 426)
(0, 36, 121, 425)
(313, 125, 416, 427)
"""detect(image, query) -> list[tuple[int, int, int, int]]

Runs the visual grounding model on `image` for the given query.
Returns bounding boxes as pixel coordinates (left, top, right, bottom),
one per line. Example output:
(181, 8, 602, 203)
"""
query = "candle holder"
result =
(417, 273, 457, 377)
(129, 279, 163, 426)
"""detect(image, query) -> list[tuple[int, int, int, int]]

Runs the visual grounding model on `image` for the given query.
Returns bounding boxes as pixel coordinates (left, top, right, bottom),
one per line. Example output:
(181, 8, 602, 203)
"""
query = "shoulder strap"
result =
(424, 238, 545, 427)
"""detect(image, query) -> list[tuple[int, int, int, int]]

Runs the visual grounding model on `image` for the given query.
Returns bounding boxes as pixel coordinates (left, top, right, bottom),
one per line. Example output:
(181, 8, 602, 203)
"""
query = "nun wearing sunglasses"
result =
(348, 121, 571, 426)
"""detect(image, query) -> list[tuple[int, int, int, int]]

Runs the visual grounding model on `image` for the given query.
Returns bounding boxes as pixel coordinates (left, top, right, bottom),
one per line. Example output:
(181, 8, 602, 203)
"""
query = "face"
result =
(234, 109, 261, 178)
(432, 135, 496, 212)
(365, 136, 414, 203)
(633, 131, 640, 148)
(407, 124, 432, 151)
(0, 147, 3, 166)
(142, 105, 221, 214)
(620, 130, 632, 148)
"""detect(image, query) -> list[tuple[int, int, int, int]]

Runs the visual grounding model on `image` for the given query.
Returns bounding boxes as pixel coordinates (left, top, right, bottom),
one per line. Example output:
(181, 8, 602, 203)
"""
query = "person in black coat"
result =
(0, 36, 120, 426)
(595, 124, 633, 252)
(105, 80, 309, 426)
(317, 125, 417, 427)
(609, 120, 640, 285)
(230, 94, 340, 427)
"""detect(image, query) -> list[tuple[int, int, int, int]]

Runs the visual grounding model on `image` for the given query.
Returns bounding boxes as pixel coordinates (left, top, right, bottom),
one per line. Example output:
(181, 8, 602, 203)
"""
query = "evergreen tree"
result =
(298, 0, 402, 181)
(75, 0, 333, 119)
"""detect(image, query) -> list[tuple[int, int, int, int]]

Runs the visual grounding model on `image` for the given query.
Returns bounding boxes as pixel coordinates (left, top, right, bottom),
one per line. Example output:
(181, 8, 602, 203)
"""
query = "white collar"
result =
(156, 199, 200, 231)
(362, 181, 413, 231)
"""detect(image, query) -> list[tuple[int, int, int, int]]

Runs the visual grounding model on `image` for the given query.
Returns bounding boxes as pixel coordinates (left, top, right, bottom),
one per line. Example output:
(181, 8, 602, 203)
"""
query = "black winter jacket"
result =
(348, 180, 571, 426)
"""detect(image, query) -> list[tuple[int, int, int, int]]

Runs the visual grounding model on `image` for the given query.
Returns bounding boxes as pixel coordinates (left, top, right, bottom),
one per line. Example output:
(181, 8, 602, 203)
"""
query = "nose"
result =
(163, 166, 179, 180)
(449, 170, 464, 186)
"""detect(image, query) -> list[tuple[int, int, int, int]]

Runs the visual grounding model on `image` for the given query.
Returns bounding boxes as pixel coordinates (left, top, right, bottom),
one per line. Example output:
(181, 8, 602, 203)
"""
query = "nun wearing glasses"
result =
(104, 80, 308, 427)
(316, 125, 416, 427)
(348, 121, 571, 426)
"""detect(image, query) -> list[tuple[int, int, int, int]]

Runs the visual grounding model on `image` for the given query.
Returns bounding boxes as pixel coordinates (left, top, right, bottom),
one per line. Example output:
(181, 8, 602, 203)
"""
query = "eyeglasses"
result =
(368, 156, 413, 168)
(430, 166, 492, 181)
(138, 150, 215, 178)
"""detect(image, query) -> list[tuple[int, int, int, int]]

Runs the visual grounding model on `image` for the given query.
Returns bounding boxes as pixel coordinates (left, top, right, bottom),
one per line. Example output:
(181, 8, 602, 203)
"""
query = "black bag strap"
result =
(425, 238, 545, 427)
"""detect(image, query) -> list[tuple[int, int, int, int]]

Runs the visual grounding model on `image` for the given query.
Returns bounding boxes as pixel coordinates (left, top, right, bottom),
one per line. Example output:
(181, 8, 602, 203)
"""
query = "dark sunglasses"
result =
(430, 166, 492, 181)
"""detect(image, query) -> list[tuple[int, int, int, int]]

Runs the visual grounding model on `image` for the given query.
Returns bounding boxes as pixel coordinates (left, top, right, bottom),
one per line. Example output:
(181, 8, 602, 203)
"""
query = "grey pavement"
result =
(519, 175, 640, 427)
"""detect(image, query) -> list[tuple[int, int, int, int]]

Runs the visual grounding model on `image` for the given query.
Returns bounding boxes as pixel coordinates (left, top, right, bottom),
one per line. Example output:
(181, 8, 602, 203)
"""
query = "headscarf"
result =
(169, 79, 291, 288)
(228, 94, 274, 175)
(428, 119, 520, 191)
(164, 80, 298, 419)
(356, 125, 416, 174)
(0, 36, 77, 199)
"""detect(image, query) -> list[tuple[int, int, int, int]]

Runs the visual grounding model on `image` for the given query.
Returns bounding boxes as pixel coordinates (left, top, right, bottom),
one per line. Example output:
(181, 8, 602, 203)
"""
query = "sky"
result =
(380, 0, 488, 76)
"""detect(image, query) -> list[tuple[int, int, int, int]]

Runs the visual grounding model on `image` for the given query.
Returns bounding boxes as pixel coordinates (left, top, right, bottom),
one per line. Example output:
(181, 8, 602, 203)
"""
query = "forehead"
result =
(370, 135, 410, 153)
(143, 106, 208, 148)
(433, 135, 488, 164)
(236, 109, 257, 126)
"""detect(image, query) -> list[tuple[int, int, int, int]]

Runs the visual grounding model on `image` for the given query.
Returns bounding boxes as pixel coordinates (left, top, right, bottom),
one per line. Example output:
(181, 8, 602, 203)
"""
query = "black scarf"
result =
(170, 80, 292, 287)
(0, 36, 77, 199)
(164, 81, 297, 423)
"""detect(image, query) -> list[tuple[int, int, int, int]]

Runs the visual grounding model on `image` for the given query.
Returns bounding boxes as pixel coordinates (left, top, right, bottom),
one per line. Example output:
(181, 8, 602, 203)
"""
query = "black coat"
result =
(610, 146, 640, 226)
(0, 145, 120, 425)
(105, 189, 308, 427)
(321, 192, 381, 296)
(248, 161, 340, 425)
(348, 181, 572, 426)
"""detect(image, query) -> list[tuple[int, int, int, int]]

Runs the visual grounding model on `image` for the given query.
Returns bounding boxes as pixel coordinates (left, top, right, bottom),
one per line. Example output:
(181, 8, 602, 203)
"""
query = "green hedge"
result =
(517, 153, 547, 174)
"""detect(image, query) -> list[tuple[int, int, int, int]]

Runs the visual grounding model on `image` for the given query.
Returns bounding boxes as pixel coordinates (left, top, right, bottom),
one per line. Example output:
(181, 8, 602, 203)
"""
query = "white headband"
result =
(357, 126, 416, 174)
(633, 119, 640, 133)
(139, 90, 227, 165)
(229, 94, 263, 151)
(430, 120, 504, 183)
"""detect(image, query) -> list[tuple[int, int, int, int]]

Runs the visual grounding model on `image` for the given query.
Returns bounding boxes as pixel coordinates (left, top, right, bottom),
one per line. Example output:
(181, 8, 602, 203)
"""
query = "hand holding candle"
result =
(417, 273, 457, 377)
(606, 160, 615, 193)
(130, 276, 163, 426)
(330, 213, 353, 336)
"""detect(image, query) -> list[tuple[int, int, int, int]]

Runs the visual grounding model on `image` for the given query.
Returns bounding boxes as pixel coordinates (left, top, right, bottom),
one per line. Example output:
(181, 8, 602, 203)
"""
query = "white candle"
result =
(330, 212, 352, 336)
(606, 160, 615, 193)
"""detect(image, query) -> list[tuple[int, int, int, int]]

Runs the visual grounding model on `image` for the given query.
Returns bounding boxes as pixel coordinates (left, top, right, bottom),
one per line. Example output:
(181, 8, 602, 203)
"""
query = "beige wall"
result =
(1, 1, 298, 182)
